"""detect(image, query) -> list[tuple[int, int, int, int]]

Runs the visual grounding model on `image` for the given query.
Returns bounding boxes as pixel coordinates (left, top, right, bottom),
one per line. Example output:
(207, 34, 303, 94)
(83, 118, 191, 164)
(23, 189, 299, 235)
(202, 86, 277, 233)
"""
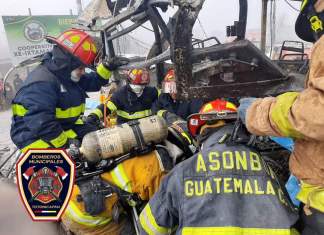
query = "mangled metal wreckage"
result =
(0, 0, 306, 185)
(79, 0, 306, 100)
(0, 2, 304, 232)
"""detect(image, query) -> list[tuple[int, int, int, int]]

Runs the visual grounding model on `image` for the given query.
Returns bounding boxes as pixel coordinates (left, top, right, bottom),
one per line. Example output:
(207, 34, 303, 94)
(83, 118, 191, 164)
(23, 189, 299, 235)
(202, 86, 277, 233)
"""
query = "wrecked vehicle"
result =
(0, 0, 308, 234)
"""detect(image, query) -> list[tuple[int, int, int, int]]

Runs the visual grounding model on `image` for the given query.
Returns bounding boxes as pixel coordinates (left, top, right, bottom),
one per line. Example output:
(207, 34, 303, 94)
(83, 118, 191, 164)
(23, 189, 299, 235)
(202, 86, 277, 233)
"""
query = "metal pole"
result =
(260, 0, 268, 53)
(76, 0, 83, 15)
(28, 8, 32, 16)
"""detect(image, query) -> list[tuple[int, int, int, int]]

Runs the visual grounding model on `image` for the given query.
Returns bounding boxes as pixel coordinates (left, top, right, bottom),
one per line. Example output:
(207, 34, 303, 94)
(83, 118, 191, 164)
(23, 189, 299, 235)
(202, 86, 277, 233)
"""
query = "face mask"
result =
(71, 69, 81, 83)
(129, 84, 145, 97)
(85, 68, 92, 73)
(162, 81, 177, 94)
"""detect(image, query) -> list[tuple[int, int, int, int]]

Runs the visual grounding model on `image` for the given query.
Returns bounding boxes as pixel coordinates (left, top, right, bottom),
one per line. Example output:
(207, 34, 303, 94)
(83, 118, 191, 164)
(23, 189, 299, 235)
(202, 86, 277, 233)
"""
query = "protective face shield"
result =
(71, 66, 85, 83)
(129, 84, 145, 97)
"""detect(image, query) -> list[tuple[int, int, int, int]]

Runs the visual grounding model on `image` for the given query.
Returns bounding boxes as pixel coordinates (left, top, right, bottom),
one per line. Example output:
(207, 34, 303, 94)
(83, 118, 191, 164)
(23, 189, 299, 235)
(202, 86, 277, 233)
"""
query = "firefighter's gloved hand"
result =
(68, 138, 80, 147)
(86, 114, 101, 130)
(64, 138, 80, 158)
(103, 57, 129, 71)
(63, 138, 80, 149)
(238, 98, 257, 125)
(66, 140, 80, 158)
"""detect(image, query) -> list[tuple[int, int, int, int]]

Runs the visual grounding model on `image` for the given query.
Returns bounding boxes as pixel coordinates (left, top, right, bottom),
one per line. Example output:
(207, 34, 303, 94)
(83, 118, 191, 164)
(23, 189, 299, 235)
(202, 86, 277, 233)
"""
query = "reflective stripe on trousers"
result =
(111, 164, 132, 193)
(65, 201, 111, 227)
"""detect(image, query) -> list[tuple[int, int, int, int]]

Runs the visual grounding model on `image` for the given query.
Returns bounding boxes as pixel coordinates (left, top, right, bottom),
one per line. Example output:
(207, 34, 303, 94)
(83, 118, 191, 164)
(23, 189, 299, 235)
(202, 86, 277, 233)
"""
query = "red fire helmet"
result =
(187, 99, 238, 137)
(46, 28, 97, 66)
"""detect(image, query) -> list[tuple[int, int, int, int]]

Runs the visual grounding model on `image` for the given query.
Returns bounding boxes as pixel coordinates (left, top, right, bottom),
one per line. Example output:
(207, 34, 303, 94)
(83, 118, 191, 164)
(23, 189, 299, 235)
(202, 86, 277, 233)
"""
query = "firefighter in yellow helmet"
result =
(139, 99, 298, 235)
(10, 29, 117, 152)
(238, 1, 324, 234)
(86, 68, 159, 126)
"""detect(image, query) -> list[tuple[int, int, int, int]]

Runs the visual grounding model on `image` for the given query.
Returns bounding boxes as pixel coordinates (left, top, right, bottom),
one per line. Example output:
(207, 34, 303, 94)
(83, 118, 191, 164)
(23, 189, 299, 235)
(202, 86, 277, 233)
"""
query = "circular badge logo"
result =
(23, 20, 47, 42)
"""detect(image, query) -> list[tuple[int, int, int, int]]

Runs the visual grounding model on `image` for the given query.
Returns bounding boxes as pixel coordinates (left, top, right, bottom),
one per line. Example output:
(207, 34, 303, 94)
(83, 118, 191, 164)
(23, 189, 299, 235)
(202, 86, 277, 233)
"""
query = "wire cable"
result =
(118, 24, 152, 49)
(197, 17, 208, 39)
(283, 0, 300, 12)
(140, 25, 154, 32)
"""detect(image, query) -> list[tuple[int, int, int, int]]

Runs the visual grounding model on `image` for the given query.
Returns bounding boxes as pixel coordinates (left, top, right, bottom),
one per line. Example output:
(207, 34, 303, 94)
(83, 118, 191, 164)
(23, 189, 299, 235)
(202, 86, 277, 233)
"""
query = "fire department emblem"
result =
(16, 149, 75, 221)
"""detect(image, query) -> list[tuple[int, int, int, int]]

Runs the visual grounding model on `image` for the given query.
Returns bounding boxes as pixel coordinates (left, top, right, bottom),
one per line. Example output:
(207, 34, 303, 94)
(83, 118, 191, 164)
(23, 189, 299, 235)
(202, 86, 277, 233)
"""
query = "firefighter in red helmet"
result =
(11, 29, 117, 152)
(151, 69, 203, 120)
(139, 99, 298, 235)
(86, 68, 160, 125)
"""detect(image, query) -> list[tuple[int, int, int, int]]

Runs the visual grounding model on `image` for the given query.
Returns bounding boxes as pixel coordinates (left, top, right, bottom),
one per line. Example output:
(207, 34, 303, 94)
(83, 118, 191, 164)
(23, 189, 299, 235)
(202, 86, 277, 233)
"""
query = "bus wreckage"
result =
(0, 0, 310, 234)
(78, 0, 306, 100)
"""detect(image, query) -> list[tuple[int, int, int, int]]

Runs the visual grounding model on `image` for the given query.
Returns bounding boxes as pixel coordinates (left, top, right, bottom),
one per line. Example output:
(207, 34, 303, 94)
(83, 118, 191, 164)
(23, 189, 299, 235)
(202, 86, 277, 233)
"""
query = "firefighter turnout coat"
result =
(151, 93, 203, 120)
(139, 124, 299, 235)
(62, 148, 172, 235)
(245, 35, 324, 213)
(10, 47, 110, 152)
(90, 85, 159, 125)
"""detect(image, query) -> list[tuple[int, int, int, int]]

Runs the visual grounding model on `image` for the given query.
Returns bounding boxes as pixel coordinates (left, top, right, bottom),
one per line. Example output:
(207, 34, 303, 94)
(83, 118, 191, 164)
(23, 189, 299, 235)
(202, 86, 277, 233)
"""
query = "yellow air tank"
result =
(80, 115, 168, 162)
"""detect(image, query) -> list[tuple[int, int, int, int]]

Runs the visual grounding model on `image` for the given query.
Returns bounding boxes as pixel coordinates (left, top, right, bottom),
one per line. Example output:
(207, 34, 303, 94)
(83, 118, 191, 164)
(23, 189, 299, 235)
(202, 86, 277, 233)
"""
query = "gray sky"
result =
(0, 0, 302, 59)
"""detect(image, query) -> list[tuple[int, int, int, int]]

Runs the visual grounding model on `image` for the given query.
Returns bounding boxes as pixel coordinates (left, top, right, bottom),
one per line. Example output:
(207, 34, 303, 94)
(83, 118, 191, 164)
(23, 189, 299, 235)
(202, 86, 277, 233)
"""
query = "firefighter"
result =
(238, 1, 324, 234)
(86, 68, 159, 125)
(151, 69, 203, 120)
(139, 99, 299, 235)
(10, 29, 115, 153)
(62, 144, 173, 235)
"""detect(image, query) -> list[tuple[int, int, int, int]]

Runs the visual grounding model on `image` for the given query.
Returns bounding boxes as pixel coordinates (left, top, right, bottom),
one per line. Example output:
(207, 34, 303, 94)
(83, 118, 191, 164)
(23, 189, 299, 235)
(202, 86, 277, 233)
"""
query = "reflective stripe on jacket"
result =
(151, 93, 203, 120)
(64, 148, 172, 228)
(139, 124, 299, 235)
(90, 85, 159, 125)
(10, 63, 108, 150)
(245, 36, 324, 211)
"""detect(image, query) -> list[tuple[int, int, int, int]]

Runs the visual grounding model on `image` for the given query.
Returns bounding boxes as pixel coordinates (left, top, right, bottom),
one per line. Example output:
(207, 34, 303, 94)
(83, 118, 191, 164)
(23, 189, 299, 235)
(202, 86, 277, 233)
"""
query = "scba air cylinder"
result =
(80, 115, 168, 162)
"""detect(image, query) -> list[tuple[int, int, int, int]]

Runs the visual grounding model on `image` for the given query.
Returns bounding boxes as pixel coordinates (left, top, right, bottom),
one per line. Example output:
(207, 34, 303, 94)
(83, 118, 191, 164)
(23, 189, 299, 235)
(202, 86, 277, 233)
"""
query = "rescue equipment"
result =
(80, 115, 168, 162)
(158, 110, 196, 159)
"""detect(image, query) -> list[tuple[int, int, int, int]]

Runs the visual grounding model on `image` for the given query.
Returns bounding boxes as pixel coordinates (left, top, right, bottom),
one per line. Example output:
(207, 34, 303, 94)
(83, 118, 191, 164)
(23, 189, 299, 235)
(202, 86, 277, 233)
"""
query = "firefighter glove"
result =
(102, 57, 128, 71)
(86, 114, 101, 130)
